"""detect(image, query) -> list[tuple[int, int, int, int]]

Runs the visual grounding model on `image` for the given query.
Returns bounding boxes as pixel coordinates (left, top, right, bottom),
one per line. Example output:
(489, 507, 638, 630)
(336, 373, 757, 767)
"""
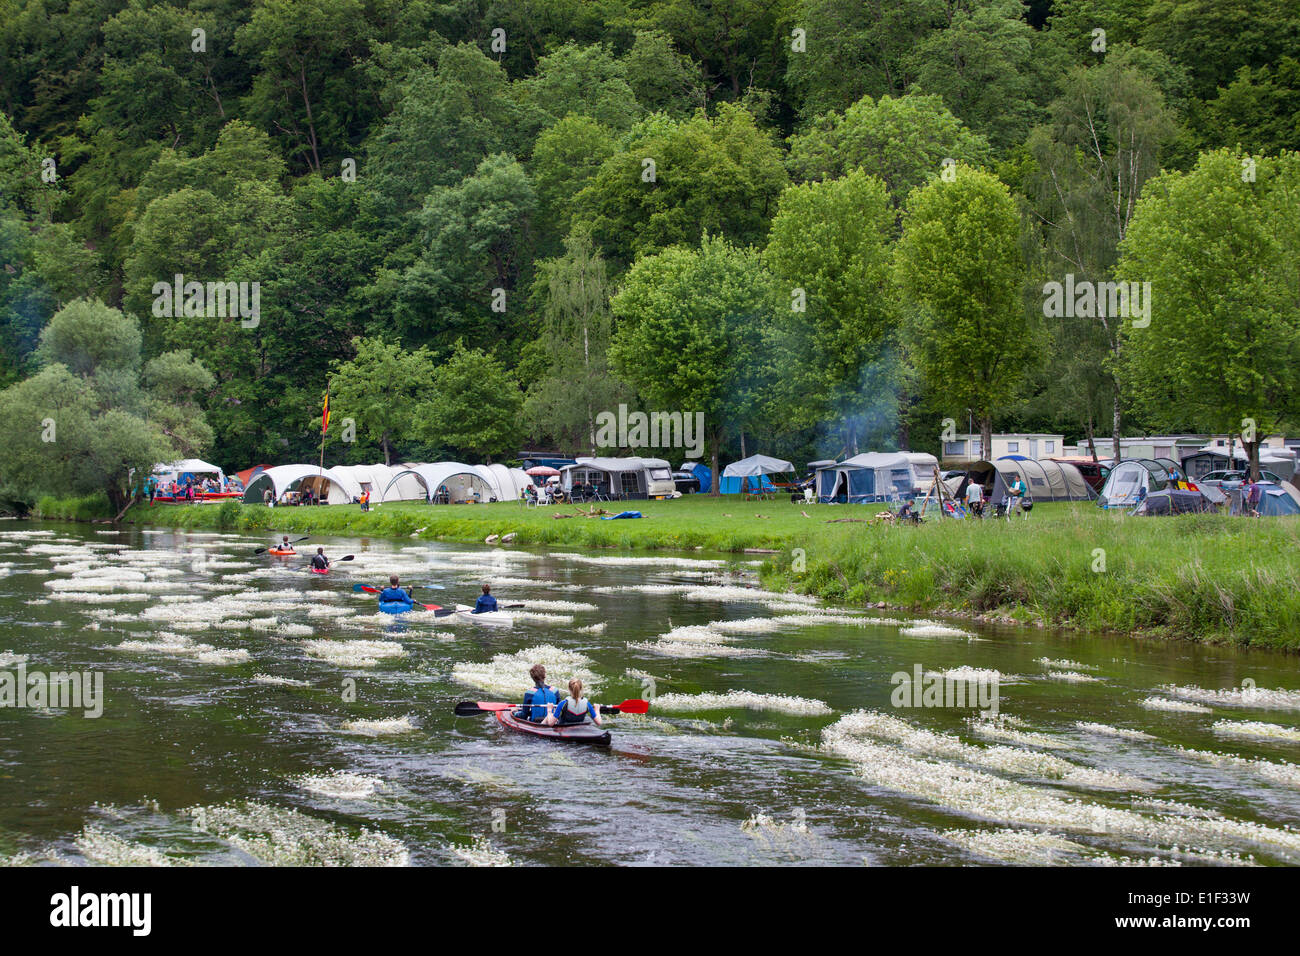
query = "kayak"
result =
(378, 600, 415, 615)
(494, 709, 611, 747)
(454, 603, 512, 627)
(267, 548, 296, 556)
(309, 567, 329, 575)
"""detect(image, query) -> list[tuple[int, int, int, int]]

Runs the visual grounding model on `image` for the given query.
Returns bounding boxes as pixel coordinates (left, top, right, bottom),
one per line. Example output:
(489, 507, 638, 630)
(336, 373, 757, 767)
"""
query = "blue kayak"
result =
(601, 510, 642, 520)
(378, 600, 415, 615)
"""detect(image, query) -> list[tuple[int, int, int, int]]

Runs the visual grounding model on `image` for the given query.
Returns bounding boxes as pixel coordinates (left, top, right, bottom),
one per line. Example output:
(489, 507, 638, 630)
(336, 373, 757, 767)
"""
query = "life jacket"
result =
(378, 586, 411, 605)
(474, 594, 498, 613)
(555, 697, 592, 724)
(310, 553, 329, 569)
(526, 684, 558, 722)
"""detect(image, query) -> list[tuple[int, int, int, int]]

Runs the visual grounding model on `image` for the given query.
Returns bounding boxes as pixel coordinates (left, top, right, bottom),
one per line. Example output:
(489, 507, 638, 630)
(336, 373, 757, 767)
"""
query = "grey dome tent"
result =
(1097, 458, 1224, 513)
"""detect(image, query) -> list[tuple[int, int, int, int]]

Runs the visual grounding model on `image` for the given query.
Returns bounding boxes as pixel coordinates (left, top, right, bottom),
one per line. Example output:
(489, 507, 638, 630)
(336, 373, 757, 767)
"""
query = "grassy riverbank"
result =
(35, 493, 1300, 649)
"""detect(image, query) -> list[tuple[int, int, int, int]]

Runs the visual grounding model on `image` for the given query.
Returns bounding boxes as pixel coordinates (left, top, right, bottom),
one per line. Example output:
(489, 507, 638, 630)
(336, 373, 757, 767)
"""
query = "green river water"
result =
(0, 522, 1298, 866)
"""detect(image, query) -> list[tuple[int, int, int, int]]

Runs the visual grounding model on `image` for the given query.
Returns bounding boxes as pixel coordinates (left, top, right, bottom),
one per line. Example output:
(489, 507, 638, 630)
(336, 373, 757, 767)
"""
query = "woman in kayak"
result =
(472, 583, 498, 614)
(310, 547, 330, 571)
(378, 574, 413, 611)
(546, 679, 601, 727)
(515, 664, 559, 722)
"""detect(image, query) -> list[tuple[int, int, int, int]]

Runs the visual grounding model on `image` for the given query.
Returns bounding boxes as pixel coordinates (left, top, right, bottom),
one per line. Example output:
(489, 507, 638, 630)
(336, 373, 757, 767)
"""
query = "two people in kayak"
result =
(516, 664, 601, 727)
(379, 574, 414, 611)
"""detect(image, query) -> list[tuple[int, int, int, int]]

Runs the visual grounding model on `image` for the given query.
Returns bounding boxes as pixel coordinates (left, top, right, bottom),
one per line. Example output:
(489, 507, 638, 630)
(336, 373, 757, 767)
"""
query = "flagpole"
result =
(320, 386, 329, 476)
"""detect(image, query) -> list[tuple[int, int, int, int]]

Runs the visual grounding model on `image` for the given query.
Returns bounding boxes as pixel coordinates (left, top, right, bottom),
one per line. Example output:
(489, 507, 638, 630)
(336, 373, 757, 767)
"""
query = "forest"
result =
(1, 0, 1298, 502)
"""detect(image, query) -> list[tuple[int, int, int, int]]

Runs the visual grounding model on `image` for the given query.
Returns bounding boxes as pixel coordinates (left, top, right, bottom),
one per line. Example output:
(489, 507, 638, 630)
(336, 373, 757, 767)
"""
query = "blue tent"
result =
(681, 462, 711, 491)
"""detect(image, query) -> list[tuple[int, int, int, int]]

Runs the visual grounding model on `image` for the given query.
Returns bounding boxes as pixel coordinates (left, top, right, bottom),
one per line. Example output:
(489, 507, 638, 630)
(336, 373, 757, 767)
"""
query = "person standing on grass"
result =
(1007, 474, 1026, 518)
(965, 479, 983, 519)
(1245, 477, 1262, 517)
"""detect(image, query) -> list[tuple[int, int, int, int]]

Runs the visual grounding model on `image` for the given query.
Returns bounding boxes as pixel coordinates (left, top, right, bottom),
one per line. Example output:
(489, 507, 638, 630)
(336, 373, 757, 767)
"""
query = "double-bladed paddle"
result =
(350, 582, 441, 611)
(433, 604, 524, 618)
(454, 699, 649, 717)
(254, 535, 309, 555)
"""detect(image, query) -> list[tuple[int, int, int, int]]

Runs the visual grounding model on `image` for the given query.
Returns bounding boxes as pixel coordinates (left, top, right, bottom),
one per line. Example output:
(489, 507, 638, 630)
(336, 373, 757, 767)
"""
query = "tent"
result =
(380, 463, 496, 503)
(963, 458, 1094, 504)
(720, 454, 792, 494)
(680, 462, 712, 492)
(560, 457, 674, 499)
(1131, 487, 1219, 515)
(1225, 481, 1300, 516)
(241, 465, 360, 505)
(815, 453, 916, 503)
(1096, 459, 1221, 511)
(153, 459, 225, 487)
(234, 464, 270, 489)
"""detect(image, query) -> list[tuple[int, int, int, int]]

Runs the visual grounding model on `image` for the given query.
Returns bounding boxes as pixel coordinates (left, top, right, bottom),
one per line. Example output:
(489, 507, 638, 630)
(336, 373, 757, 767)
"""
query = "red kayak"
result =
(494, 709, 611, 747)
(309, 567, 329, 575)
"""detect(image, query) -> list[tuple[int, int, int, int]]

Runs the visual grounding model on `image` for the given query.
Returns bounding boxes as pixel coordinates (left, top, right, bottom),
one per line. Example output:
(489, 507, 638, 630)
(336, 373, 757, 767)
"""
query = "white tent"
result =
(381, 462, 496, 503)
(153, 459, 225, 486)
(241, 465, 360, 505)
(815, 453, 916, 503)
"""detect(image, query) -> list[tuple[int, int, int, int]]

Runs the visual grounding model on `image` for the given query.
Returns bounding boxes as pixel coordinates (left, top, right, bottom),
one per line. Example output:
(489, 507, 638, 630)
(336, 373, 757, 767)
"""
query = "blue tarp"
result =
(601, 511, 643, 520)
(682, 463, 711, 491)
(719, 474, 776, 494)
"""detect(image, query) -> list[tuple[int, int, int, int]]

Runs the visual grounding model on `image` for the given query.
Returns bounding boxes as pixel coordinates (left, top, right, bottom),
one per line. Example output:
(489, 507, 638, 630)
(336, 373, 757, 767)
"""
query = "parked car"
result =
(1198, 469, 1283, 487)
(672, 470, 701, 494)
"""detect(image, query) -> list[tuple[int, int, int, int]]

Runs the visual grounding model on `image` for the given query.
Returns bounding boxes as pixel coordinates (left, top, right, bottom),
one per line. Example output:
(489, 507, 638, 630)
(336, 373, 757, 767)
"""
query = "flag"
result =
(321, 393, 330, 435)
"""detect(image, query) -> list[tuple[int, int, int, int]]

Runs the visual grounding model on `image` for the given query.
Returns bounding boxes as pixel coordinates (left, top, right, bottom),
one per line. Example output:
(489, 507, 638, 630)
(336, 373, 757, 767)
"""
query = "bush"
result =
(215, 500, 242, 529)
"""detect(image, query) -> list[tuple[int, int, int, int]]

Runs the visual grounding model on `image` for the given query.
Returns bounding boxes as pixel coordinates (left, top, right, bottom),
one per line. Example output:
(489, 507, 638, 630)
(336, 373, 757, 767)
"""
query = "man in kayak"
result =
(310, 547, 330, 571)
(546, 678, 601, 727)
(472, 583, 498, 614)
(515, 664, 559, 722)
(277, 535, 295, 553)
(378, 574, 413, 611)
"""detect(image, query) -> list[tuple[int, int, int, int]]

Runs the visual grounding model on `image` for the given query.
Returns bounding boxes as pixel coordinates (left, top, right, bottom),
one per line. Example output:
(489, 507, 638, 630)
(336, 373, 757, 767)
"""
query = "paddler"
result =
(545, 678, 601, 727)
(378, 574, 413, 611)
(472, 583, 498, 614)
(515, 664, 559, 722)
(310, 547, 330, 571)
(277, 535, 295, 553)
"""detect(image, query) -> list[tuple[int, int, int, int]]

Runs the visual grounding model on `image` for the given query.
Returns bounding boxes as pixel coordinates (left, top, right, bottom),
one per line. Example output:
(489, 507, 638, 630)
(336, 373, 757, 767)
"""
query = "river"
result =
(0, 522, 1298, 866)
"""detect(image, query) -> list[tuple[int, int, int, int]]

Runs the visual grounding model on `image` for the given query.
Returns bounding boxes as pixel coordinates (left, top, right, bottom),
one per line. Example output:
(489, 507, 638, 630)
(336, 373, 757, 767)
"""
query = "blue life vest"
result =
(474, 593, 498, 613)
(524, 684, 558, 722)
(378, 586, 412, 606)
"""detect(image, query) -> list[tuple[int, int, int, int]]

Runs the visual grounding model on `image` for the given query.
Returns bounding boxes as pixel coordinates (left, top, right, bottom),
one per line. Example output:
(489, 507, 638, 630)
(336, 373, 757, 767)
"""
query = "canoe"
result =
(378, 600, 414, 615)
(494, 709, 611, 746)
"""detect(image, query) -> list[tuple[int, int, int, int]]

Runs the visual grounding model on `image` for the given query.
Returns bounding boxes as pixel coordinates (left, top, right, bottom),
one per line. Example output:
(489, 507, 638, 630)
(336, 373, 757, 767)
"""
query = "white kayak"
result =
(453, 603, 513, 627)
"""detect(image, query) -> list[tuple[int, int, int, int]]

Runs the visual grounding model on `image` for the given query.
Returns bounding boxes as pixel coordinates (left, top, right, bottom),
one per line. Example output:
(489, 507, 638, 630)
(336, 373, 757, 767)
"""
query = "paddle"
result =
(351, 582, 441, 611)
(433, 603, 524, 618)
(454, 699, 649, 717)
(254, 535, 309, 555)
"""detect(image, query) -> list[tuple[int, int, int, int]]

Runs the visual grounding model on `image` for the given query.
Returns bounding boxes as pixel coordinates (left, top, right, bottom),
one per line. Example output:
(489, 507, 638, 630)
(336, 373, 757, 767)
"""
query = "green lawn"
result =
(37, 492, 1300, 648)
